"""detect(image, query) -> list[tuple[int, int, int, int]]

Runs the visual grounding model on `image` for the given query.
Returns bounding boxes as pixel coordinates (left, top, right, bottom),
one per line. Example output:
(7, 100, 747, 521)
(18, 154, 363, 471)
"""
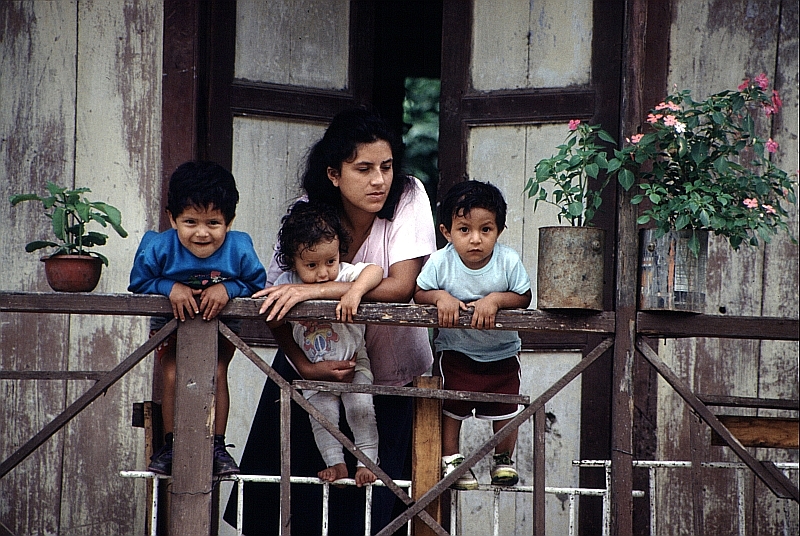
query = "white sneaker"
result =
(442, 453, 479, 490)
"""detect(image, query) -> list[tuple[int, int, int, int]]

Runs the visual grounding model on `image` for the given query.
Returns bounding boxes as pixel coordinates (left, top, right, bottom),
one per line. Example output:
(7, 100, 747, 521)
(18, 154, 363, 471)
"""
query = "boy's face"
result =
(169, 205, 232, 259)
(440, 207, 501, 270)
(293, 238, 341, 284)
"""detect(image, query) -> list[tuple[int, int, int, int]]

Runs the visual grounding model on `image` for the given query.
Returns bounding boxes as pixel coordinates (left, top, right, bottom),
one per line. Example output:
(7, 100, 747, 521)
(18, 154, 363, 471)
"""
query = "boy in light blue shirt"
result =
(415, 180, 531, 490)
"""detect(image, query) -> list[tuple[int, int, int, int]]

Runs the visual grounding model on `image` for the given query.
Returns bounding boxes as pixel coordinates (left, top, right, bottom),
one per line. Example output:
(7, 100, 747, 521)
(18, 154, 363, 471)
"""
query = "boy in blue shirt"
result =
(415, 180, 531, 490)
(129, 161, 266, 476)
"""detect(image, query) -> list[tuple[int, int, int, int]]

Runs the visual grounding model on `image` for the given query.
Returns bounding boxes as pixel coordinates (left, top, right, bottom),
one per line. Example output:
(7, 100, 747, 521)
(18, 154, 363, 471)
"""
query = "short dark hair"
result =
(167, 161, 239, 223)
(302, 107, 412, 221)
(438, 180, 507, 231)
(275, 200, 352, 272)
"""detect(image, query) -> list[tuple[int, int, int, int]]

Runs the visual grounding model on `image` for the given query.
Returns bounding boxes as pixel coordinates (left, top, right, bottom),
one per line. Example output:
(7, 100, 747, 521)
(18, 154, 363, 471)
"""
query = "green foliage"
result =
(617, 76, 797, 255)
(525, 122, 621, 226)
(403, 77, 440, 204)
(10, 182, 128, 265)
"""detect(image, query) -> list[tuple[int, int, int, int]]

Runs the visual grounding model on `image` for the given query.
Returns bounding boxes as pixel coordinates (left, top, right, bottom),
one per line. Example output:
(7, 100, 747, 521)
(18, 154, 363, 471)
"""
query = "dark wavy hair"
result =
(275, 200, 352, 272)
(302, 107, 412, 220)
(167, 161, 239, 223)
(438, 180, 507, 231)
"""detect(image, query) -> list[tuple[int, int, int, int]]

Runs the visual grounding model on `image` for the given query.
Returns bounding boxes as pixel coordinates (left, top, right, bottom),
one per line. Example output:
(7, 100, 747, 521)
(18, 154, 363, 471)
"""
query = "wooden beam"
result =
(412, 376, 442, 536)
(637, 312, 800, 340)
(169, 317, 218, 536)
(711, 416, 799, 449)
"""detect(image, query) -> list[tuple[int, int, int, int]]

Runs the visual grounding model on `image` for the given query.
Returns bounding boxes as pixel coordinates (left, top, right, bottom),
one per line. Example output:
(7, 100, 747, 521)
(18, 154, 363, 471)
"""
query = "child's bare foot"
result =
(318, 463, 348, 483)
(354, 466, 376, 487)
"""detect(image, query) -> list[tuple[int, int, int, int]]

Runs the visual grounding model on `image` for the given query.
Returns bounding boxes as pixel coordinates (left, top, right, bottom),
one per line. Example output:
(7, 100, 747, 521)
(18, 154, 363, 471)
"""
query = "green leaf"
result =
(597, 130, 616, 144)
(52, 207, 66, 241)
(636, 215, 651, 224)
(567, 201, 583, 217)
(618, 168, 635, 191)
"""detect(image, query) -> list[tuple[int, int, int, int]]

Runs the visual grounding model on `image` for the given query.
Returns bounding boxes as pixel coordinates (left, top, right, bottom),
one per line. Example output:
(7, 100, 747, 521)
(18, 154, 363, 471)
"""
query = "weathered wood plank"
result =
(637, 313, 799, 341)
(412, 376, 443, 536)
(170, 317, 217, 536)
(711, 416, 799, 449)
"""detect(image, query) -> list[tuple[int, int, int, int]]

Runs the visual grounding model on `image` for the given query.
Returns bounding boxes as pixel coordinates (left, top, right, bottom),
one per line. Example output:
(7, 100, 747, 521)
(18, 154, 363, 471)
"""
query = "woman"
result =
(225, 107, 436, 535)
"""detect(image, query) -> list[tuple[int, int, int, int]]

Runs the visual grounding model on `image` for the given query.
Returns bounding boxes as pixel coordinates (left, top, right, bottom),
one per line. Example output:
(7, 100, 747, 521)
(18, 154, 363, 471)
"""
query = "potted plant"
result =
(615, 74, 797, 311)
(10, 182, 128, 292)
(525, 120, 626, 310)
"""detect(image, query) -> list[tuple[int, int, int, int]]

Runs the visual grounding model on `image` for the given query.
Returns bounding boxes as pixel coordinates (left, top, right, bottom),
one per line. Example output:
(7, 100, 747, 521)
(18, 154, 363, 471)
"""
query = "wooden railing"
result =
(1, 290, 797, 536)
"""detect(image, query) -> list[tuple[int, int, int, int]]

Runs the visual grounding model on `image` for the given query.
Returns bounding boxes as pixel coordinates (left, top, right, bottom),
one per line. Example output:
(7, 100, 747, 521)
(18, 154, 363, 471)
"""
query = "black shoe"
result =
(148, 443, 173, 475)
(213, 440, 240, 476)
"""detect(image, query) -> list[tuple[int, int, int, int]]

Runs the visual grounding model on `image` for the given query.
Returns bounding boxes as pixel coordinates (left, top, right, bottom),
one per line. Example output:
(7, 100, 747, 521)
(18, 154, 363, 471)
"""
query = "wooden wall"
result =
(0, 1, 162, 534)
(654, 1, 799, 535)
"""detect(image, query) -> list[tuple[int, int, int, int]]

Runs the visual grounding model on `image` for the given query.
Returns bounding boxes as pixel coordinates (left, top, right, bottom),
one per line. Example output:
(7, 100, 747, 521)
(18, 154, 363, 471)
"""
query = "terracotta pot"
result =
(537, 226, 605, 310)
(41, 254, 103, 292)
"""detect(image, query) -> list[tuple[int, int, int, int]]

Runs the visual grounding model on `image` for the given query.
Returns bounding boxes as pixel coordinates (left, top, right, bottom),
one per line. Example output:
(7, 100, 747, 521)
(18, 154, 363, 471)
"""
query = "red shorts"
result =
(438, 350, 522, 420)
(149, 330, 236, 363)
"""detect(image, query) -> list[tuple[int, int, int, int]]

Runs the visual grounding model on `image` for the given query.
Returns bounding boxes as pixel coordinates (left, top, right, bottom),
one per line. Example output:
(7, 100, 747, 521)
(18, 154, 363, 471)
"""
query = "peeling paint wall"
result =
(0, 1, 162, 534)
(655, 1, 799, 535)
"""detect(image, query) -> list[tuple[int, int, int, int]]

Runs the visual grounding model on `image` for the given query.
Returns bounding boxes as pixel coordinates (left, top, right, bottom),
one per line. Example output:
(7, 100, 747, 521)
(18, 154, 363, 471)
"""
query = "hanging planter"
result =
(639, 229, 708, 312)
(537, 226, 605, 310)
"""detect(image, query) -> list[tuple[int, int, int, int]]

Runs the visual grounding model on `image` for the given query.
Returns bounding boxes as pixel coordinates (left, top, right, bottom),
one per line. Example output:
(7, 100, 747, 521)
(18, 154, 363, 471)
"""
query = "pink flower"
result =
(646, 113, 663, 124)
(738, 78, 750, 91)
(743, 198, 759, 209)
(630, 134, 643, 143)
(569, 119, 581, 131)
(763, 105, 776, 116)
(755, 73, 769, 90)
(772, 90, 782, 111)
(663, 115, 678, 127)
(763, 204, 776, 215)
(656, 101, 681, 112)
(766, 138, 779, 153)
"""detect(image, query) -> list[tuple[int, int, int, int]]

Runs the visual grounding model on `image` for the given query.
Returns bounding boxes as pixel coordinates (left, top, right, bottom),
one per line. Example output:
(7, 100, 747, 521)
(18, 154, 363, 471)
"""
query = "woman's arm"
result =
(362, 257, 424, 303)
(256, 256, 425, 320)
(268, 322, 356, 382)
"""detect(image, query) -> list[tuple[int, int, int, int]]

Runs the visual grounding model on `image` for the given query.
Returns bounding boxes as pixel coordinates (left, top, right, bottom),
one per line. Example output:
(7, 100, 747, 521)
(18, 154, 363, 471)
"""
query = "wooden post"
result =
(170, 316, 218, 536)
(412, 376, 442, 536)
(613, 0, 648, 534)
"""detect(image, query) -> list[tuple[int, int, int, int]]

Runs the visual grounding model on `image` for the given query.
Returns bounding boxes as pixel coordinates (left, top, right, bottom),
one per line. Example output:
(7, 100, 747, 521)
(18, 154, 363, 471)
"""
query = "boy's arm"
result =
(414, 286, 468, 328)
(337, 264, 383, 323)
(468, 289, 533, 329)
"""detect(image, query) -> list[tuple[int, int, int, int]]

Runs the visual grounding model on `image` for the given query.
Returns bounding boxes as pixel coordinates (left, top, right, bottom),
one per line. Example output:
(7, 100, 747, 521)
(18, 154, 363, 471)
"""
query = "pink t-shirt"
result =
(267, 178, 436, 386)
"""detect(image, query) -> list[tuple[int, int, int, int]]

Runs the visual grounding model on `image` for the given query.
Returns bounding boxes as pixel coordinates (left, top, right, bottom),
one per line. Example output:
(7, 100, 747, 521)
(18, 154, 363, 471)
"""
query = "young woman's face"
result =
(293, 238, 341, 284)
(169, 205, 231, 259)
(440, 207, 501, 270)
(327, 140, 393, 217)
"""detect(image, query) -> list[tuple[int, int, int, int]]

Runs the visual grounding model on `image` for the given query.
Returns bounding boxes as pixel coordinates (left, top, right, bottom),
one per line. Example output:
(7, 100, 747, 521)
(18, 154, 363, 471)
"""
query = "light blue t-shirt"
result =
(416, 242, 531, 362)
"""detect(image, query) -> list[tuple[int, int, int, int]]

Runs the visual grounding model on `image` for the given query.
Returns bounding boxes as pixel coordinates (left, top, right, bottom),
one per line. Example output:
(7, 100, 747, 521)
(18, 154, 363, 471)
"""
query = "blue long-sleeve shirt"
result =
(128, 229, 267, 299)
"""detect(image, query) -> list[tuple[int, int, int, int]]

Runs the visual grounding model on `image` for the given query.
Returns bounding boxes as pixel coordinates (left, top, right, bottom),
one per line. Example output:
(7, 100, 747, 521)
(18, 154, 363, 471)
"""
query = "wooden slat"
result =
(637, 312, 800, 341)
(412, 376, 442, 536)
(710, 416, 799, 449)
(698, 394, 800, 411)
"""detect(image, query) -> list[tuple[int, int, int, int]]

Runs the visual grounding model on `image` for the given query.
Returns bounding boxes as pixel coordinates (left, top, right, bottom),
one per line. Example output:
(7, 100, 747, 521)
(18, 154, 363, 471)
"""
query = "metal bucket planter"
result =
(639, 229, 708, 312)
(537, 226, 605, 310)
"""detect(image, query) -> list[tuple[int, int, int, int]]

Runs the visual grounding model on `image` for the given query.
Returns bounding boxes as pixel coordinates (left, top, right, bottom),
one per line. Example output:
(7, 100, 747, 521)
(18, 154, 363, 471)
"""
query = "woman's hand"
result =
(298, 357, 357, 383)
(255, 283, 320, 320)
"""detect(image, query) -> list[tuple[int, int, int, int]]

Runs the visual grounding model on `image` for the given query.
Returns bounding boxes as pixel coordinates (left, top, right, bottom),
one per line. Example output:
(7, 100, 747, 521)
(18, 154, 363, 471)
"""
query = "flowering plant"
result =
(617, 74, 797, 254)
(525, 120, 629, 226)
